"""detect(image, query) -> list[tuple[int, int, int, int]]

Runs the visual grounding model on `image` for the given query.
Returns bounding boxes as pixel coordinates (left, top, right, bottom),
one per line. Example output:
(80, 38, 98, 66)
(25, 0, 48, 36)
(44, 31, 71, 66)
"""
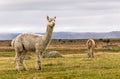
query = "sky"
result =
(0, 0, 120, 33)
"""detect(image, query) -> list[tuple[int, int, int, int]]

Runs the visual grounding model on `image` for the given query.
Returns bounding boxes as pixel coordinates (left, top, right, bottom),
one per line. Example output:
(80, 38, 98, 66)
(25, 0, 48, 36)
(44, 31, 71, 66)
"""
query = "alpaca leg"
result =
(88, 52, 90, 58)
(36, 50, 42, 70)
(90, 48, 94, 58)
(20, 50, 28, 71)
(88, 49, 91, 58)
(92, 52, 94, 58)
(14, 50, 21, 71)
(91, 49, 94, 58)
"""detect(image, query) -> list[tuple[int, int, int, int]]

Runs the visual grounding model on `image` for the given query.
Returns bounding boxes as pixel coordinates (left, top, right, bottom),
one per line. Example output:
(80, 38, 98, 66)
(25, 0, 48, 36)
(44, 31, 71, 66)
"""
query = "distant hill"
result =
(53, 31, 120, 39)
(0, 31, 120, 40)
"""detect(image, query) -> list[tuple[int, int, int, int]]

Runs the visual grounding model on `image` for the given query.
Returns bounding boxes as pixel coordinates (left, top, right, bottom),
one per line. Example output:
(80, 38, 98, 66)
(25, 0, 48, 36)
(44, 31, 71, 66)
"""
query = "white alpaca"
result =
(11, 16, 56, 71)
(86, 38, 96, 58)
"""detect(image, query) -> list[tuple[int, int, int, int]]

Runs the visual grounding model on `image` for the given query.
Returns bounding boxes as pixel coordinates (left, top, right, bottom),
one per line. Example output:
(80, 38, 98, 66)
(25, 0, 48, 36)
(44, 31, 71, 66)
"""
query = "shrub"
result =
(42, 51, 63, 58)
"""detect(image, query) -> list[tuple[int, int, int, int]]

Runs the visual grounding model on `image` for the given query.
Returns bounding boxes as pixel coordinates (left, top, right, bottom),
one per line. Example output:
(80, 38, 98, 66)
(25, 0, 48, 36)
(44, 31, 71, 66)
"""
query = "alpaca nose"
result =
(51, 21, 55, 25)
(52, 22, 55, 26)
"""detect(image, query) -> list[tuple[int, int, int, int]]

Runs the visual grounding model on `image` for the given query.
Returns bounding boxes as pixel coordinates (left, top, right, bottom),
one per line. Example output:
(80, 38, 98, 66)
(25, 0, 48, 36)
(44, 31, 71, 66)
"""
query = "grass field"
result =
(0, 51, 120, 79)
(1, 38, 120, 79)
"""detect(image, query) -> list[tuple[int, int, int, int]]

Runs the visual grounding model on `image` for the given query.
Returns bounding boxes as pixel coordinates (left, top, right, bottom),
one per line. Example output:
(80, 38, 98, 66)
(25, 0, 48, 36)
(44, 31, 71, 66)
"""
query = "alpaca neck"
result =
(44, 25, 54, 43)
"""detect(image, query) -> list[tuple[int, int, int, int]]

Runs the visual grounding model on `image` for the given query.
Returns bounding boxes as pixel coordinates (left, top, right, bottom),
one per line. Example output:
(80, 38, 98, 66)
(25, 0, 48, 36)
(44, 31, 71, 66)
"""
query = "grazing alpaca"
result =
(86, 38, 96, 58)
(11, 16, 56, 71)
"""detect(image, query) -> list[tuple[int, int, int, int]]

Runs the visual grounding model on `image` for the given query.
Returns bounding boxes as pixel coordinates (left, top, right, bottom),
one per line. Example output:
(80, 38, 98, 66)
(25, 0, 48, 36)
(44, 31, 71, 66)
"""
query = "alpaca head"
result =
(47, 16, 56, 28)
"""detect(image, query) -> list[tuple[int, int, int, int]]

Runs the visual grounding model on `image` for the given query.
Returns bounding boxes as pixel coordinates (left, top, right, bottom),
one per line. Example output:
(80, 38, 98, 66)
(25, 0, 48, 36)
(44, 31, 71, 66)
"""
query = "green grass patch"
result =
(112, 46, 120, 51)
(0, 52, 120, 78)
(0, 52, 15, 57)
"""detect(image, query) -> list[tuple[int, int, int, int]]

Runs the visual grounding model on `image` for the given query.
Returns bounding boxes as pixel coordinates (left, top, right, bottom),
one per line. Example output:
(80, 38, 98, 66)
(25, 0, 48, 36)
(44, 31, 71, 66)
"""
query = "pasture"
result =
(0, 39, 120, 79)
(0, 51, 120, 79)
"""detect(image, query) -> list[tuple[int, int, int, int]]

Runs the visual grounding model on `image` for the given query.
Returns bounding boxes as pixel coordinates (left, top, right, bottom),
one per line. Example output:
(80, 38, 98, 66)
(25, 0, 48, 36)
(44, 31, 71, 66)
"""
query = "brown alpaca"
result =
(86, 38, 96, 58)
(11, 16, 56, 71)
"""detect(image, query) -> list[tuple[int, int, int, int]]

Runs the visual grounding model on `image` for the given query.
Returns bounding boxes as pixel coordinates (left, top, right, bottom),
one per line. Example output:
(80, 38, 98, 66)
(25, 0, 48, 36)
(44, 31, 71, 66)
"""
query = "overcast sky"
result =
(0, 0, 120, 33)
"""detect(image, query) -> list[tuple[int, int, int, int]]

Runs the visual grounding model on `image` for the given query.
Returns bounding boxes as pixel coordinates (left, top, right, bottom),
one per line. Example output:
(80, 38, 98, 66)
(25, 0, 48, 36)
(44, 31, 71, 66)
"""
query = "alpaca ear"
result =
(54, 16, 56, 19)
(47, 16, 49, 20)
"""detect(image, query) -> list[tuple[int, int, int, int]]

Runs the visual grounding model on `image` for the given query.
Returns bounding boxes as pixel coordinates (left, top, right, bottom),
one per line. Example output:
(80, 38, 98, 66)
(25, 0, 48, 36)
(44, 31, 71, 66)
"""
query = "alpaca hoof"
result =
(88, 56, 90, 58)
(15, 68, 20, 72)
(36, 67, 41, 71)
(23, 68, 29, 71)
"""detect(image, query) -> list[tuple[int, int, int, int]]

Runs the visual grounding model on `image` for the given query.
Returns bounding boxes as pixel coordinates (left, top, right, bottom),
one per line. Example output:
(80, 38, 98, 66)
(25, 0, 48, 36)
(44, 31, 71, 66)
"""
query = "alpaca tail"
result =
(11, 39, 15, 47)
